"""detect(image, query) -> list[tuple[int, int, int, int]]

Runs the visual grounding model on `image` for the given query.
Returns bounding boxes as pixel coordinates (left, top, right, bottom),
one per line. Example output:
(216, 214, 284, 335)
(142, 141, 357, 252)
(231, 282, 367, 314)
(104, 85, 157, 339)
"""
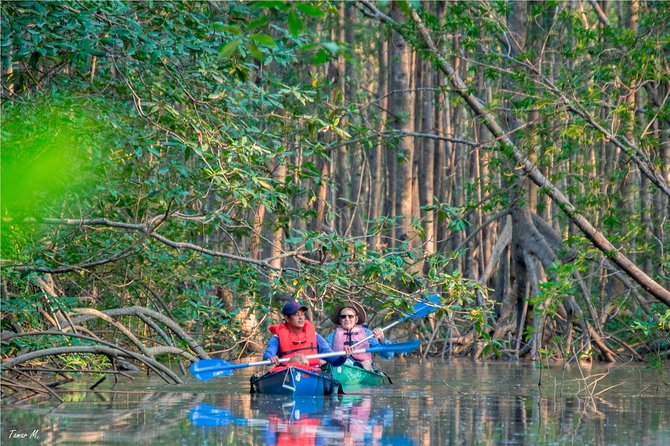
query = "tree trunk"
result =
(389, 1, 414, 247)
(369, 33, 388, 251)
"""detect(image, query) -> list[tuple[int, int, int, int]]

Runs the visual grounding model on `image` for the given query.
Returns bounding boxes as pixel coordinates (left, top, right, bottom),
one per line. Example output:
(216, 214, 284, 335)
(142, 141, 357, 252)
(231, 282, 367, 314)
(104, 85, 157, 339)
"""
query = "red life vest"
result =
(269, 320, 320, 370)
(331, 326, 372, 362)
(268, 415, 320, 446)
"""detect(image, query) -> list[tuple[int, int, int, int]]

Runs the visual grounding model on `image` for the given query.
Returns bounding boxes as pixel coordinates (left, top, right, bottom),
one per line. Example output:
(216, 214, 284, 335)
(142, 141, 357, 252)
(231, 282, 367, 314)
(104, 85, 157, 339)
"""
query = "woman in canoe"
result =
(325, 302, 394, 371)
(263, 300, 353, 371)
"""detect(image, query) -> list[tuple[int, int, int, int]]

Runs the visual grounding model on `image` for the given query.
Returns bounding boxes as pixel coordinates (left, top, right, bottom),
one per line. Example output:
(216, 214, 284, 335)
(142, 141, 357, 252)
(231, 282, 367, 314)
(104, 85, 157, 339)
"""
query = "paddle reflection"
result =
(189, 393, 413, 446)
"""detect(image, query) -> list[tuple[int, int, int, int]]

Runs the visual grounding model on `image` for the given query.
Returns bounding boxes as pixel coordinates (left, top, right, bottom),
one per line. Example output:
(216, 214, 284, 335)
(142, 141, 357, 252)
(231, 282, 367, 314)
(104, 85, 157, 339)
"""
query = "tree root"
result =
(1, 305, 209, 401)
(422, 206, 653, 363)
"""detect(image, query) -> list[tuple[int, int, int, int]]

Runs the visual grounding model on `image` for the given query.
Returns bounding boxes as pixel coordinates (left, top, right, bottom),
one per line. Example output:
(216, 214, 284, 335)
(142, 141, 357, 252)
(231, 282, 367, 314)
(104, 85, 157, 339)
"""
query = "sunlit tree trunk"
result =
(419, 54, 436, 257)
(269, 160, 287, 270)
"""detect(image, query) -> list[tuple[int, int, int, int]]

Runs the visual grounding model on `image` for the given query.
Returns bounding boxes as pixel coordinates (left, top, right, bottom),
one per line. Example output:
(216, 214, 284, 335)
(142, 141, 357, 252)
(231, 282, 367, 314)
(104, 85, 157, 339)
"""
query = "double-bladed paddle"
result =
(350, 293, 441, 348)
(190, 339, 422, 382)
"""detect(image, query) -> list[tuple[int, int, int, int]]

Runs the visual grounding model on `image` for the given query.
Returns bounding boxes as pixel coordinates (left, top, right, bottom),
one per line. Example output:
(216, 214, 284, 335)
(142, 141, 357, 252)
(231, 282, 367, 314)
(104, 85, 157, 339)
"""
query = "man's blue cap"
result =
(282, 301, 308, 316)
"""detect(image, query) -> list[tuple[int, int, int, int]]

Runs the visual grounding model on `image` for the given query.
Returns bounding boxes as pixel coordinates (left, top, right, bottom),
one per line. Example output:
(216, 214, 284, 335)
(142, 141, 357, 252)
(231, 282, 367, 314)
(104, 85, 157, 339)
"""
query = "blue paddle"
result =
(189, 404, 268, 427)
(350, 293, 441, 348)
(190, 340, 422, 382)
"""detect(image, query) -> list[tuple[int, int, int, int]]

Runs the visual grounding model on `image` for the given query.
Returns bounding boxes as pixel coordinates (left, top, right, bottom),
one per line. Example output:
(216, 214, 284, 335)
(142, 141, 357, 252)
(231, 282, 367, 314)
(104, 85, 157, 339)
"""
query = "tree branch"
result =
(7, 217, 284, 273)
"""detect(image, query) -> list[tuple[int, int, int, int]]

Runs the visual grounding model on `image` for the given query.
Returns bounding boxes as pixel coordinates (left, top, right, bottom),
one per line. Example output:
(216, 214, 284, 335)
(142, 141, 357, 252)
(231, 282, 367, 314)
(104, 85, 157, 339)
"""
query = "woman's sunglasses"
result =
(339, 314, 356, 319)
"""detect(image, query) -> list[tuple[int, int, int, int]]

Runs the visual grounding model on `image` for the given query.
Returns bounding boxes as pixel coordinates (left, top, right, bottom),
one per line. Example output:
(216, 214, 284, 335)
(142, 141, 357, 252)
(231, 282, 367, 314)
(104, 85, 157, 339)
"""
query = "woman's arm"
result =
(363, 327, 394, 360)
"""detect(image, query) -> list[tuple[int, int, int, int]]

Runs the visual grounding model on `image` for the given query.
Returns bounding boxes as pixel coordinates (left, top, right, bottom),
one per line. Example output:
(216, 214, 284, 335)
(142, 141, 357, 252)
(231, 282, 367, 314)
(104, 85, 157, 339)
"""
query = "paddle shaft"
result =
(350, 318, 404, 348)
(195, 345, 389, 373)
(189, 340, 421, 381)
(349, 294, 440, 348)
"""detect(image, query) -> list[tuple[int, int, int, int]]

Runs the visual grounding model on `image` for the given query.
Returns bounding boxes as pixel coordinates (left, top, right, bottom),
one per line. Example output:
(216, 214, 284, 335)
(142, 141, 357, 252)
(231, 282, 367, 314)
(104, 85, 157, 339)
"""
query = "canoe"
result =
(250, 367, 341, 396)
(327, 363, 386, 389)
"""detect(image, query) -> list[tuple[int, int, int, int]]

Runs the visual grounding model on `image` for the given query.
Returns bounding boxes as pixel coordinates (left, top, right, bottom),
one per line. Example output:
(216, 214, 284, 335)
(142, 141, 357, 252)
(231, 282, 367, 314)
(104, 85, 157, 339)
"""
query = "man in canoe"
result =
(326, 302, 394, 371)
(263, 300, 353, 371)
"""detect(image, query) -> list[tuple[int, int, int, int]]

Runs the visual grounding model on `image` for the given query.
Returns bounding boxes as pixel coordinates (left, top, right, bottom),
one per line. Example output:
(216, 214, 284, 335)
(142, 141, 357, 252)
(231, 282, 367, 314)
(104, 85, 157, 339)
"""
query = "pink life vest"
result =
(332, 326, 372, 362)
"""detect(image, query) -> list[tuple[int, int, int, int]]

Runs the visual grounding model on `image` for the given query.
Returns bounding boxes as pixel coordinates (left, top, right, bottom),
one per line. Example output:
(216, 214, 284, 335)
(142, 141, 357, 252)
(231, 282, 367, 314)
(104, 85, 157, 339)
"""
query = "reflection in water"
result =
(3, 390, 208, 445)
(326, 395, 398, 446)
(190, 394, 412, 446)
(1, 360, 669, 445)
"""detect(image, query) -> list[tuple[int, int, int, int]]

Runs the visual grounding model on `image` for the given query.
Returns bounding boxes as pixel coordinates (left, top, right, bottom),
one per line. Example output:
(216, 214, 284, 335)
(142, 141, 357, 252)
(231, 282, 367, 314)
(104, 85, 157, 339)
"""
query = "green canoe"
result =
(327, 363, 386, 389)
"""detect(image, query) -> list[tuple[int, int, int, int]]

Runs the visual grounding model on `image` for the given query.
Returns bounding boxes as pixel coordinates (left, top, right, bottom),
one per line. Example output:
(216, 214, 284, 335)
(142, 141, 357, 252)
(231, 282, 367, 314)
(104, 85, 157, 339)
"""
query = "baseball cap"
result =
(282, 301, 308, 316)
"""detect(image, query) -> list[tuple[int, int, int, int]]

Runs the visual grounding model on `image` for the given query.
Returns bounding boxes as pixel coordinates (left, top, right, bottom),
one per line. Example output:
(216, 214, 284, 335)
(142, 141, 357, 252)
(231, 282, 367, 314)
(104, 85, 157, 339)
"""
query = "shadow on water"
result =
(2, 359, 669, 445)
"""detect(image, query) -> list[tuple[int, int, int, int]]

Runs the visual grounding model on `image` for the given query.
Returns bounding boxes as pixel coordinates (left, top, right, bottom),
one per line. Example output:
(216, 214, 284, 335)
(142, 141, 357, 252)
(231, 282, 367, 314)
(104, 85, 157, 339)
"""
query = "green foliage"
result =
(3, 0, 668, 369)
(0, 1, 468, 360)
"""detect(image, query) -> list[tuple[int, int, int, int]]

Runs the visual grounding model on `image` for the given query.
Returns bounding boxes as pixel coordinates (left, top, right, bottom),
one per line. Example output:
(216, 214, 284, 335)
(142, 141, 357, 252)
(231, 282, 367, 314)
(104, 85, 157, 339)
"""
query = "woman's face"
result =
(338, 308, 358, 330)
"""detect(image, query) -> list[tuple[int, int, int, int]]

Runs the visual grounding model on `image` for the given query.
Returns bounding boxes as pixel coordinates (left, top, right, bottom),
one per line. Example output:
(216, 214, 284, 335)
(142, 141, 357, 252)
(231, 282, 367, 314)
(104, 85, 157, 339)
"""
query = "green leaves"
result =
(251, 33, 277, 47)
(295, 3, 325, 17)
(218, 39, 241, 58)
(288, 11, 304, 36)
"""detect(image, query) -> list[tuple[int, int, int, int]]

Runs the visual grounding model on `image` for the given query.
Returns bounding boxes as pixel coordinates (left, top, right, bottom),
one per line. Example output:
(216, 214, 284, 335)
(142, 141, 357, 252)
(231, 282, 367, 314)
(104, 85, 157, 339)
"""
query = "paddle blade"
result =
(406, 293, 441, 319)
(189, 404, 233, 427)
(365, 339, 422, 355)
(190, 359, 234, 381)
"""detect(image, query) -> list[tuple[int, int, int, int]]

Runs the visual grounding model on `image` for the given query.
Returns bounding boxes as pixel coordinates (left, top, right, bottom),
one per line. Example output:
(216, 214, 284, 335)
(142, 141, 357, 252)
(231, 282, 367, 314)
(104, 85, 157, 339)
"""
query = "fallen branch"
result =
(2, 346, 181, 384)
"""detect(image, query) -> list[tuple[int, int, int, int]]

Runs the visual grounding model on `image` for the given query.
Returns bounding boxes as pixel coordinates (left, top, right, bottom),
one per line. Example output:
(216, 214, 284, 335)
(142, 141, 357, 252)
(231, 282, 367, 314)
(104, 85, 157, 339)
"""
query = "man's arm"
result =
(262, 336, 279, 361)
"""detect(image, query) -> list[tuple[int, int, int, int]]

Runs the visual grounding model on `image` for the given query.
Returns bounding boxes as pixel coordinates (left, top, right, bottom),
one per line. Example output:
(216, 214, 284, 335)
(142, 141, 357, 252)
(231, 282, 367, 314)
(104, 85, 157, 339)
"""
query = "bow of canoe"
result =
(327, 363, 386, 389)
(250, 367, 341, 396)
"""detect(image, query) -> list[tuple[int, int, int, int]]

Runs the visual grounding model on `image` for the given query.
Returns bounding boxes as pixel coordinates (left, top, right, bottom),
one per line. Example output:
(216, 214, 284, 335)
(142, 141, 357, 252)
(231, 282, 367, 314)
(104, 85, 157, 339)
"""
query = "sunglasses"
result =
(339, 314, 356, 319)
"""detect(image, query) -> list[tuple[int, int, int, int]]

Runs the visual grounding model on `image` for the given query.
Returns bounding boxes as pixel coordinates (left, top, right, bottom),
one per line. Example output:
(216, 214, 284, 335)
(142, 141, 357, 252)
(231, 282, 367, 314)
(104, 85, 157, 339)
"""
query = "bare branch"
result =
(587, 0, 611, 27)
(1, 345, 181, 384)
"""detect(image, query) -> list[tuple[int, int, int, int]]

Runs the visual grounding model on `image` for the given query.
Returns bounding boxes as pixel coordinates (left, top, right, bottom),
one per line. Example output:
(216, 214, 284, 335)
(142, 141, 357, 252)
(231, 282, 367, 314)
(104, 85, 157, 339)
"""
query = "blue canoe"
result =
(250, 367, 341, 396)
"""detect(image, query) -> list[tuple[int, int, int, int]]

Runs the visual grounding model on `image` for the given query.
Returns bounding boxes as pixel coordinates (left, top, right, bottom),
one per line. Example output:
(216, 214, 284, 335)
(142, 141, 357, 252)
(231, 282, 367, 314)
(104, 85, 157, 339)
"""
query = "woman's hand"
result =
(373, 327, 385, 342)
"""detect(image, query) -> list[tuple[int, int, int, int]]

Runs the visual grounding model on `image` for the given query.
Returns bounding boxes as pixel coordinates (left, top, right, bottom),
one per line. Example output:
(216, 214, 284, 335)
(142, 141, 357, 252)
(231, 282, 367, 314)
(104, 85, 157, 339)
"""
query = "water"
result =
(2, 359, 669, 445)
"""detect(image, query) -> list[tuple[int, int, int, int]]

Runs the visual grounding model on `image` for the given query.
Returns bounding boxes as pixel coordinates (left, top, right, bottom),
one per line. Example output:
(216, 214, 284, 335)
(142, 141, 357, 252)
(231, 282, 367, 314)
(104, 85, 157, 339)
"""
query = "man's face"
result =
(338, 308, 358, 330)
(285, 310, 306, 329)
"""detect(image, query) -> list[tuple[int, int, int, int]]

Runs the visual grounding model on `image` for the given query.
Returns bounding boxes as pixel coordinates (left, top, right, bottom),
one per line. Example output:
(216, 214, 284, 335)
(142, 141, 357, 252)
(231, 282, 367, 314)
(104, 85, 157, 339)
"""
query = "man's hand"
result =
(343, 346, 355, 356)
(373, 327, 385, 342)
(269, 355, 280, 366)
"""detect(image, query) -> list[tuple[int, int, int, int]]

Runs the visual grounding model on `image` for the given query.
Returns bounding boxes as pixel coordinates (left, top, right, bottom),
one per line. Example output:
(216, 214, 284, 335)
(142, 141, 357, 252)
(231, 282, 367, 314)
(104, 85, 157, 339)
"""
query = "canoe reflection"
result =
(189, 393, 413, 445)
(254, 395, 334, 446)
(328, 395, 386, 445)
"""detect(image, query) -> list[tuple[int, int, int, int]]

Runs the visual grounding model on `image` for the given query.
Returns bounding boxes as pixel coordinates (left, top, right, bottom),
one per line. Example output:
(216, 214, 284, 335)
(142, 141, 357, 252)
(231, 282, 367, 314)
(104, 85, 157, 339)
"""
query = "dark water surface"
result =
(2, 359, 669, 445)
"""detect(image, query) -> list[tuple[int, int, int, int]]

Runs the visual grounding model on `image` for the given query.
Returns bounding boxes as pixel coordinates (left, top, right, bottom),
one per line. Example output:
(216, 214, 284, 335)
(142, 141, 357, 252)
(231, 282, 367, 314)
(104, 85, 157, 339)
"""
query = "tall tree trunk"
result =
(421, 56, 436, 257)
(334, 4, 351, 236)
(269, 160, 287, 270)
(369, 34, 387, 251)
(389, 1, 414, 247)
